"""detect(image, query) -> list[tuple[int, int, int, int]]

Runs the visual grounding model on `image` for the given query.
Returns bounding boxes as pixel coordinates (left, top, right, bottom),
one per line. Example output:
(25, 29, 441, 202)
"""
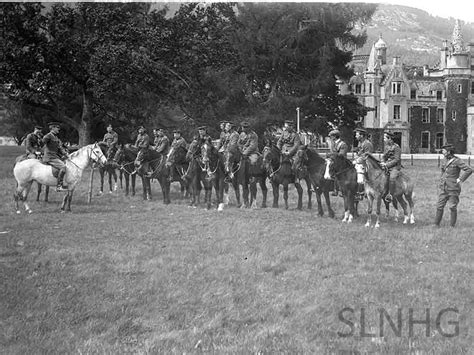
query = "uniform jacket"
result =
(153, 135, 170, 154)
(355, 139, 374, 157)
(42, 132, 67, 162)
(134, 133, 150, 150)
(277, 131, 301, 155)
(102, 131, 118, 148)
(216, 131, 228, 151)
(225, 131, 240, 151)
(382, 142, 401, 169)
(439, 156, 473, 193)
(25, 132, 43, 154)
(239, 131, 259, 156)
(171, 137, 188, 150)
(330, 139, 349, 157)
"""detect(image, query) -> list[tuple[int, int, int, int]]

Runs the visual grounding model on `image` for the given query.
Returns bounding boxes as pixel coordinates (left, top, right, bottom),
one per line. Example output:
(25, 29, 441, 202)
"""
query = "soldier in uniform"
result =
(102, 123, 119, 161)
(216, 120, 229, 152)
(25, 125, 44, 159)
(353, 128, 374, 200)
(43, 122, 69, 191)
(435, 143, 472, 227)
(239, 122, 259, 164)
(380, 131, 401, 203)
(276, 120, 301, 162)
(152, 127, 170, 156)
(328, 129, 349, 196)
(223, 122, 240, 153)
(132, 126, 150, 175)
(170, 128, 188, 150)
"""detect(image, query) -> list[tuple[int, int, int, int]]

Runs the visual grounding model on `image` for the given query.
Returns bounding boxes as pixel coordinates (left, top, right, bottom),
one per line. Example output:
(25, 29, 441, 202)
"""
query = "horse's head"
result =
(91, 142, 108, 167)
(200, 138, 215, 164)
(292, 147, 308, 172)
(186, 141, 200, 162)
(223, 147, 241, 175)
(262, 144, 279, 171)
(166, 144, 187, 168)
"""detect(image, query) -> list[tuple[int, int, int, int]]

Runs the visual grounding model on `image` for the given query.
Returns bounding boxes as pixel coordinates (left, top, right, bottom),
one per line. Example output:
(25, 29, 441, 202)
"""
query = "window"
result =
(393, 105, 401, 120)
(422, 108, 430, 123)
(410, 89, 416, 99)
(408, 107, 413, 122)
(421, 132, 430, 149)
(355, 84, 362, 94)
(392, 82, 402, 94)
(369, 83, 373, 94)
(437, 91, 442, 100)
(436, 109, 444, 123)
(457, 84, 462, 93)
(436, 133, 444, 149)
(452, 111, 457, 121)
(471, 81, 474, 94)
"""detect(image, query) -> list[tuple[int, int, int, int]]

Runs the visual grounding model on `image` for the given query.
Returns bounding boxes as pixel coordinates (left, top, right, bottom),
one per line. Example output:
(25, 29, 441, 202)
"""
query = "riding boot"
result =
(434, 209, 443, 227)
(385, 180, 395, 203)
(56, 170, 67, 192)
(449, 210, 457, 227)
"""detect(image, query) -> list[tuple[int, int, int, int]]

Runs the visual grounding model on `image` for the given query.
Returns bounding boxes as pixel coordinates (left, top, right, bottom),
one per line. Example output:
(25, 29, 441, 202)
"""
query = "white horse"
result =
(13, 143, 107, 214)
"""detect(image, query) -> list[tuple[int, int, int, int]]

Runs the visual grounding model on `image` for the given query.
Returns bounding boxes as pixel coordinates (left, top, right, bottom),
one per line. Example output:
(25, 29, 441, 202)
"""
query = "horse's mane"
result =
(305, 147, 325, 167)
(365, 153, 383, 169)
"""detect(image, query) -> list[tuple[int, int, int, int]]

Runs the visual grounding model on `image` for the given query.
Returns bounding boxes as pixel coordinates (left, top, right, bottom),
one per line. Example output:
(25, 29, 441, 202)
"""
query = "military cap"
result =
(197, 126, 207, 131)
(48, 121, 61, 128)
(384, 131, 395, 138)
(441, 143, 454, 150)
(106, 123, 113, 128)
(154, 127, 164, 131)
(138, 125, 146, 130)
(219, 120, 229, 124)
(354, 127, 367, 135)
(226, 121, 236, 127)
(34, 125, 43, 130)
(240, 121, 250, 128)
(328, 129, 341, 137)
(173, 128, 181, 134)
(284, 120, 295, 126)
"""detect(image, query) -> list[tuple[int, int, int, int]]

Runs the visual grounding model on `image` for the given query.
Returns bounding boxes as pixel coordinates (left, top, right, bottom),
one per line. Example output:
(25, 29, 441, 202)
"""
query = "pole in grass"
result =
(88, 163, 95, 204)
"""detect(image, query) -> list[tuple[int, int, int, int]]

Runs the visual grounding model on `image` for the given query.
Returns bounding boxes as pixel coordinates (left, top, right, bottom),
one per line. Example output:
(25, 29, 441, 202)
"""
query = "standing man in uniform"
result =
(276, 120, 301, 162)
(102, 123, 119, 161)
(435, 143, 472, 227)
(152, 127, 170, 156)
(43, 122, 69, 191)
(25, 125, 44, 159)
(328, 129, 349, 196)
(239, 122, 259, 164)
(353, 128, 374, 200)
(132, 126, 150, 175)
(380, 131, 401, 203)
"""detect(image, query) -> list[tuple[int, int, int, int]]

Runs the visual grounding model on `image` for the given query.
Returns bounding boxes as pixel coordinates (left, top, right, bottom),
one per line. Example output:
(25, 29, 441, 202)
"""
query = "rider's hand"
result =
(456, 178, 462, 184)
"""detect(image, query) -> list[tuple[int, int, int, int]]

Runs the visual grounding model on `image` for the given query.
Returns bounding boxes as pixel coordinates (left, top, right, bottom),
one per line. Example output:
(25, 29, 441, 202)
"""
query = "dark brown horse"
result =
(361, 154, 415, 227)
(223, 146, 268, 209)
(113, 144, 137, 196)
(325, 154, 357, 222)
(292, 146, 335, 218)
(200, 138, 225, 210)
(184, 140, 204, 207)
(262, 144, 312, 210)
(164, 144, 190, 199)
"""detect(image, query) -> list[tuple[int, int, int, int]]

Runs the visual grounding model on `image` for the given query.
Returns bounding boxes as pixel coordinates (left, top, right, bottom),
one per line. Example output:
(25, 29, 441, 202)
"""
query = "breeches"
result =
(47, 159, 66, 172)
(388, 168, 400, 182)
(436, 191, 459, 212)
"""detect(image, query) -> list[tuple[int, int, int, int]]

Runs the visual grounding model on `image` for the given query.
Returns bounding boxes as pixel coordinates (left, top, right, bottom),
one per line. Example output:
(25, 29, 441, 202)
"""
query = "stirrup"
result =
(56, 185, 68, 192)
(384, 194, 392, 203)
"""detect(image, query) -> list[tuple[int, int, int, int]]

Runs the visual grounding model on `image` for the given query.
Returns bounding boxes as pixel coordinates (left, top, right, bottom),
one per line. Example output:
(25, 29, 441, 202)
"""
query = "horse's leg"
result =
(260, 178, 267, 208)
(316, 189, 324, 216)
(217, 177, 225, 211)
(112, 169, 118, 191)
(119, 170, 123, 189)
(233, 180, 241, 207)
(223, 182, 229, 205)
(396, 194, 409, 224)
(124, 173, 130, 196)
(60, 193, 68, 212)
(249, 179, 258, 209)
(306, 179, 312, 210)
(283, 183, 289, 210)
(294, 181, 303, 210)
(66, 191, 73, 212)
(324, 189, 335, 218)
(99, 169, 104, 195)
(271, 181, 279, 208)
(242, 182, 250, 208)
(131, 174, 136, 196)
(36, 183, 42, 202)
(405, 191, 415, 224)
(14, 183, 32, 214)
(45, 186, 49, 202)
(375, 196, 382, 228)
(365, 195, 373, 227)
(163, 178, 171, 204)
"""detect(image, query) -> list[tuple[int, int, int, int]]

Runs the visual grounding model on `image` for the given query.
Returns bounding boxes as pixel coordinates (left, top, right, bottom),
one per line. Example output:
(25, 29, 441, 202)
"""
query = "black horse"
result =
(223, 146, 268, 209)
(199, 138, 226, 210)
(165, 144, 191, 199)
(325, 154, 358, 222)
(97, 143, 119, 195)
(184, 140, 205, 207)
(262, 144, 312, 210)
(292, 146, 335, 218)
(113, 144, 138, 196)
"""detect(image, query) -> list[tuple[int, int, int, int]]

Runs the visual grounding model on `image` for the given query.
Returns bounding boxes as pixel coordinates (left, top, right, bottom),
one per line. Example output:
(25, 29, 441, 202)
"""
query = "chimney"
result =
(392, 56, 400, 65)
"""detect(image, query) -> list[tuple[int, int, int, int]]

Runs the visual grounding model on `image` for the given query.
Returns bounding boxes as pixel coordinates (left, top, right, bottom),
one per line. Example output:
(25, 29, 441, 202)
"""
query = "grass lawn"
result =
(0, 145, 473, 354)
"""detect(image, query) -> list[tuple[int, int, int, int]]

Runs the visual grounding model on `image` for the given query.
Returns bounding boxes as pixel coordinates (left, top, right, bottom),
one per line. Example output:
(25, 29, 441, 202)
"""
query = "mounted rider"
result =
(216, 120, 229, 152)
(152, 127, 170, 156)
(353, 127, 374, 200)
(170, 128, 188, 151)
(239, 121, 259, 164)
(25, 125, 44, 159)
(276, 120, 301, 164)
(43, 122, 69, 192)
(221, 122, 239, 153)
(102, 123, 118, 161)
(380, 131, 402, 203)
(328, 129, 349, 196)
(132, 126, 150, 175)
(187, 126, 211, 161)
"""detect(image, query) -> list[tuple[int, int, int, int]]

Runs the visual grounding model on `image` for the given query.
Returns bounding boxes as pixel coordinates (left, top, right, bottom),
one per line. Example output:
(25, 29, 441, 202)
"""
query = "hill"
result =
(357, 4, 474, 66)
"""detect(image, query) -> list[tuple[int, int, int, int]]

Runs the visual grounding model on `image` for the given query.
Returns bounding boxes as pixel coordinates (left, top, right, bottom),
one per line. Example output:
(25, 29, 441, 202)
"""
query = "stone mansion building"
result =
(340, 20, 474, 154)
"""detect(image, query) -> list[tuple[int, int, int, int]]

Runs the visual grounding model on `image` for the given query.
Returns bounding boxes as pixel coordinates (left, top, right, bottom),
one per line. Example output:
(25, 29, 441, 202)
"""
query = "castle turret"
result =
(374, 34, 387, 65)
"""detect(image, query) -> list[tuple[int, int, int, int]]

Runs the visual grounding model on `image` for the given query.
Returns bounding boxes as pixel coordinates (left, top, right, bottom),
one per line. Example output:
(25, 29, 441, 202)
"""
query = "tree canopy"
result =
(1, 2, 376, 144)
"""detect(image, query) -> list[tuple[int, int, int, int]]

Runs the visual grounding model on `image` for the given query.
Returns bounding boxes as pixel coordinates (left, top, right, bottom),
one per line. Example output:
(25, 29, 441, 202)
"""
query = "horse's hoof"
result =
(27, 209, 32, 214)
(217, 203, 225, 211)
(16, 210, 21, 214)
(375, 223, 380, 228)
(365, 222, 370, 228)
(98, 191, 103, 195)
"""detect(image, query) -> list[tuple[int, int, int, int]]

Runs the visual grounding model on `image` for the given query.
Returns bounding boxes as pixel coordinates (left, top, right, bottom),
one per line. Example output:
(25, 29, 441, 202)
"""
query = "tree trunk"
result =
(78, 89, 94, 146)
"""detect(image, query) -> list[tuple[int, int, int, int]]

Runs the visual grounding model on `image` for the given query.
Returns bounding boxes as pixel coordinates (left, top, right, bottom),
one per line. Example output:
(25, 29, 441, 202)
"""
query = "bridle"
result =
(200, 143, 219, 178)
(224, 149, 241, 179)
(263, 146, 282, 178)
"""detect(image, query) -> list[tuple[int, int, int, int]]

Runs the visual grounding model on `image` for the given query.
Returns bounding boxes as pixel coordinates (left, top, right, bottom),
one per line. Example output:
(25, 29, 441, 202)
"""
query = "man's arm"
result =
(385, 145, 401, 168)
